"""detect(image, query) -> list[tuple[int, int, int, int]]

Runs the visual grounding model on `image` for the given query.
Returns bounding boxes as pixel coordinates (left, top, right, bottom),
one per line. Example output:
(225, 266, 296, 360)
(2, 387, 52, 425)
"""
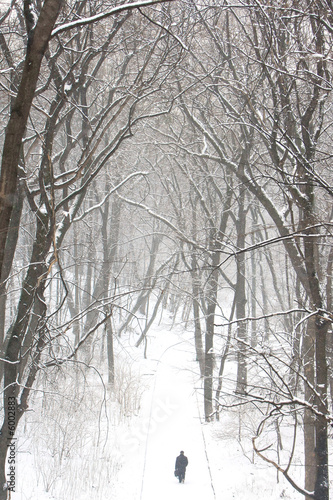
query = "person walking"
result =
(175, 451, 188, 483)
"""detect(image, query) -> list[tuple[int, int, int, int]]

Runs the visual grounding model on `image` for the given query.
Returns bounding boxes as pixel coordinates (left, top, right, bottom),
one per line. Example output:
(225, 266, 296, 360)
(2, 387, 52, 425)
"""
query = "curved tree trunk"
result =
(0, 0, 62, 279)
(0, 209, 51, 499)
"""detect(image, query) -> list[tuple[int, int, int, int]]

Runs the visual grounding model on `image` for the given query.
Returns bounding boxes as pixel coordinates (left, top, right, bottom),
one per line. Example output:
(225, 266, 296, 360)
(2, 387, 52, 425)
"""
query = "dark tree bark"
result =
(0, 208, 51, 499)
(191, 251, 205, 377)
(176, 1, 332, 496)
(0, 0, 62, 279)
(303, 319, 316, 500)
(203, 248, 219, 421)
(235, 160, 247, 395)
(0, 181, 24, 346)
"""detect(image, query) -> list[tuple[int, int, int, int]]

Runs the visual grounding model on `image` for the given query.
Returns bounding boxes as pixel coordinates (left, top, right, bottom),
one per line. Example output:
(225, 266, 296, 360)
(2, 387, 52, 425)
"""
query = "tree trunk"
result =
(138, 233, 161, 315)
(0, 180, 23, 347)
(118, 233, 163, 337)
(204, 250, 219, 421)
(0, 0, 62, 278)
(215, 294, 236, 419)
(191, 252, 204, 377)
(136, 284, 171, 349)
(303, 319, 316, 500)
(250, 210, 257, 348)
(313, 317, 329, 500)
(303, 178, 329, 500)
(0, 209, 50, 499)
(235, 164, 247, 395)
(106, 315, 115, 386)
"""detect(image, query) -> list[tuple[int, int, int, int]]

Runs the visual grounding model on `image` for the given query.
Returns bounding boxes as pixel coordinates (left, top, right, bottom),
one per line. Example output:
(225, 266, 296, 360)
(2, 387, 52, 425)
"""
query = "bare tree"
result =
(0, 1, 177, 496)
(173, 1, 333, 497)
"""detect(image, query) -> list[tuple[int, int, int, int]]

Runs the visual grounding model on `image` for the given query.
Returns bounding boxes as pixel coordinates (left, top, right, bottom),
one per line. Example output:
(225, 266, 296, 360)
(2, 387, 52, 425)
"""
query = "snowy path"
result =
(114, 331, 216, 500)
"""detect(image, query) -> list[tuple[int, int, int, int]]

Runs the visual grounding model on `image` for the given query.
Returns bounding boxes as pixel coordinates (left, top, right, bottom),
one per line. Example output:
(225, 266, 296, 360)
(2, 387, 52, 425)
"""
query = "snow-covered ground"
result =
(14, 316, 305, 499)
(112, 322, 300, 500)
(114, 328, 216, 500)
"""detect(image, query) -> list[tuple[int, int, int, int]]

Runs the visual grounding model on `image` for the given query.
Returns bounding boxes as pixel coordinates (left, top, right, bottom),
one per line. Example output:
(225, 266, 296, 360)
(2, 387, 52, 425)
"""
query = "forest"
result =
(0, 0, 332, 499)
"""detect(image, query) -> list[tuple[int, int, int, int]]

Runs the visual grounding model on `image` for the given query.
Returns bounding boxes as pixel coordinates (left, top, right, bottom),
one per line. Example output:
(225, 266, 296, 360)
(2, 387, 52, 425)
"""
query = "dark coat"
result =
(175, 453, 188, 472)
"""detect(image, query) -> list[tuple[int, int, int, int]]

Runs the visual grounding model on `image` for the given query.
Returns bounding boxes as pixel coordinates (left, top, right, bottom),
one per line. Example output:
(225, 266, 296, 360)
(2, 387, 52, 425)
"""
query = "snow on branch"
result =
(44, 313, 111, 367)
(0, 0, 17, 25)
(138, 8, 189, 51)
(116, 191, 211, 253)
(51, 0, 175, 37)
(72, 171, 148, 223)
(218, 223, 333, 263)
(252, 432, 315, 499)
(214, 307, 312, 328)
